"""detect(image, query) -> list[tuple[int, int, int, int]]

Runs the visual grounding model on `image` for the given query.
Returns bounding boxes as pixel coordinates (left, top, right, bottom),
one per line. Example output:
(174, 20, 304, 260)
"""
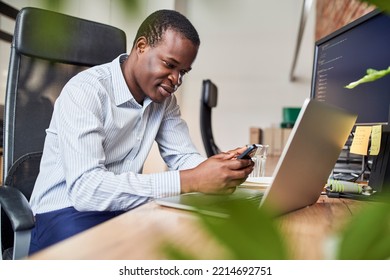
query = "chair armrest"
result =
(0, 186, 35, 231)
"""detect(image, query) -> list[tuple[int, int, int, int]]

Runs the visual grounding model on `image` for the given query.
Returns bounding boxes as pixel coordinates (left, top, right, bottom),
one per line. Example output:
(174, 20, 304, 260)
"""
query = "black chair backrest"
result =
(1, 7, 127, 256)
(3, 7, 127, 189)
(200, 79, 221, 157)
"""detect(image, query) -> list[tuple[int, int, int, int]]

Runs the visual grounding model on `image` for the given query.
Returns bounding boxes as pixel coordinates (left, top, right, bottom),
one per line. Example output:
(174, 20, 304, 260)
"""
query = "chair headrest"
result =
(202, 79, 218, 108)
(13, 7, 127, 66)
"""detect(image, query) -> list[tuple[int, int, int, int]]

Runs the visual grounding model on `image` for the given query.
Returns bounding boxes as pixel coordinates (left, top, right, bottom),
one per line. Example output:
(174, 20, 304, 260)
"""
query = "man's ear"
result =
(135, 36, 148, 54)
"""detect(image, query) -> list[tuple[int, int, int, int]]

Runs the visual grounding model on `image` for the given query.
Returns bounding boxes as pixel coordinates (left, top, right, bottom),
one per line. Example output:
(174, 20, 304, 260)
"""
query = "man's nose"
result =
(169, 71, 183, 88)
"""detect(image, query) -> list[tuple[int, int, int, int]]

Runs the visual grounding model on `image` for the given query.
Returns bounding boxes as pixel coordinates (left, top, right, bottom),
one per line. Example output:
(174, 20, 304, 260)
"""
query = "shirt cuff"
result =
(152, 170, 181, 198)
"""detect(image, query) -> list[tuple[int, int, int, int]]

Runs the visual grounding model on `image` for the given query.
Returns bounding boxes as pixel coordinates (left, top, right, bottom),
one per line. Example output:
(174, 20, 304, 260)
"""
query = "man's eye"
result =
(180, 70, 188, 76)
(163, 60, 174, 69)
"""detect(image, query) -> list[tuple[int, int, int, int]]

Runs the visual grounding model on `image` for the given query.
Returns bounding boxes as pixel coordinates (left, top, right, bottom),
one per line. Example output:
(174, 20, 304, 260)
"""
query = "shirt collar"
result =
(111, 54, 135, 106)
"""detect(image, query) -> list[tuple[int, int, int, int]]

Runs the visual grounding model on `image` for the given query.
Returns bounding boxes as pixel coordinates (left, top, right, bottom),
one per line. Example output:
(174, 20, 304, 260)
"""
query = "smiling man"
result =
(29, 9, 254, 254)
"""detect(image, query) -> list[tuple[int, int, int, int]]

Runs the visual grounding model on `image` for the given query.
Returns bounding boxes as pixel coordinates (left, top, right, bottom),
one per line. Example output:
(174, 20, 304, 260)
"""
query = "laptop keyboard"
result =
(179, 188, 264, 213)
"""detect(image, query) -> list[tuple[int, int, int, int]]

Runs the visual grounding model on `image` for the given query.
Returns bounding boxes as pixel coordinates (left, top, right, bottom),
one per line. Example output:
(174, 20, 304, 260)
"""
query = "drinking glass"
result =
(248, 144, 269, 177)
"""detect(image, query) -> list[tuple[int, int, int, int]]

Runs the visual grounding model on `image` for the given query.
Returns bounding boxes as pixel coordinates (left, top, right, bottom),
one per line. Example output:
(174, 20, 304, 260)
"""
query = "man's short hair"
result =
(133, 9, 200, 48)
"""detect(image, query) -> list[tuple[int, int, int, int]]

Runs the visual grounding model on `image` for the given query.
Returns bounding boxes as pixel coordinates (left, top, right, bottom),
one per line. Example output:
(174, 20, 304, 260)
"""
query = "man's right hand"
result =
(179, 151, 254, 194)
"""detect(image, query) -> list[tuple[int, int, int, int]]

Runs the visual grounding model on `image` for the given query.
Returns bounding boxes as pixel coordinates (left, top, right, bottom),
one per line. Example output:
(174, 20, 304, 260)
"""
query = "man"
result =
(29, 9, 253, 254)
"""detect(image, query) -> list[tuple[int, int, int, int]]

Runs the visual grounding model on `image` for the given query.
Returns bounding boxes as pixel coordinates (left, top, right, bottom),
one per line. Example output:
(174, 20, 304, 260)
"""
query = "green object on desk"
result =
(281, 107, 301, 128)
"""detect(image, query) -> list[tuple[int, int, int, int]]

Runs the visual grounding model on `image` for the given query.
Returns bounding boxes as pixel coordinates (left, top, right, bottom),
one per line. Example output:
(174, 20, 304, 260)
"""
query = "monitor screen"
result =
(311, 9, 390, 125)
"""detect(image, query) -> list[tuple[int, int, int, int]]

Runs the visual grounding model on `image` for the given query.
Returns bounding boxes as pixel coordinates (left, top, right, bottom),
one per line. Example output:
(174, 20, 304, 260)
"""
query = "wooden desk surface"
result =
(27, 156, 368, 260)
(28, 194, 366, 260)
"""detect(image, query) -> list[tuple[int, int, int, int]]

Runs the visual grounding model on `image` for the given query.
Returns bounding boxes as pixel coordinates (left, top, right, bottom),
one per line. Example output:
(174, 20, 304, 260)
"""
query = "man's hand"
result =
(180, 148, 254, 194)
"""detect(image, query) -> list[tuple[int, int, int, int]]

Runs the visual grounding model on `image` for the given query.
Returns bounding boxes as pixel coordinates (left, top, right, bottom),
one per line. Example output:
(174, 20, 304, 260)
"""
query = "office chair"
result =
(0, 7, 127, 260)
(200, 79, 221, 157)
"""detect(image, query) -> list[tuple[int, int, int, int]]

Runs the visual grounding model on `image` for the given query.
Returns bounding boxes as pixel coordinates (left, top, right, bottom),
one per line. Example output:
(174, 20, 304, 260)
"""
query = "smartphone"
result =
(237, 144, 258, 159)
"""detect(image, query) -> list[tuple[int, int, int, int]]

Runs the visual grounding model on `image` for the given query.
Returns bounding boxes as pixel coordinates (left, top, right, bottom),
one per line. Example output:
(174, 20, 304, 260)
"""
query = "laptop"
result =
(156, 98, 357, 217)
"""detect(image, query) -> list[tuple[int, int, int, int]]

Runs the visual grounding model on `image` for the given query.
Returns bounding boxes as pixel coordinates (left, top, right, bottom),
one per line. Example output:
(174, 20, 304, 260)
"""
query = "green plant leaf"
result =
(42, 0, 141, 14)
(162, 244, 197, 260)
(198, 200, 287, 259)
(359, 0, 390, 14)
(344, 67, 390, 89)
(337, 194, 390, 259)
(164, 199, 288, 260)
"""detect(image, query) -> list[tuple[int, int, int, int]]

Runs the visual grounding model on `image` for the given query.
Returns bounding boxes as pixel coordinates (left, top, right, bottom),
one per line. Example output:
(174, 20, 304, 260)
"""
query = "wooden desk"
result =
(27, 156, 368, 260)
(28, 194, 366, 260)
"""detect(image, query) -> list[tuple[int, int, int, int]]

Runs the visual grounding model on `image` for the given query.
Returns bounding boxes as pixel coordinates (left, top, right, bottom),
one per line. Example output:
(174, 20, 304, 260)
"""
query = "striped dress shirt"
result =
(29, 54, 206, 214)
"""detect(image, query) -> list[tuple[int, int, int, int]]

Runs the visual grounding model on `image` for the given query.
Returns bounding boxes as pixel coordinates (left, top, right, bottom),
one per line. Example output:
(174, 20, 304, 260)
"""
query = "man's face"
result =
(132, 29, 199, 103)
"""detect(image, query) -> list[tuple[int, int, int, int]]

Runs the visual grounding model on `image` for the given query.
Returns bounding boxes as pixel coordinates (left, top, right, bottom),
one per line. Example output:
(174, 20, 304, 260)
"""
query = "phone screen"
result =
(237, 144, 258, 159)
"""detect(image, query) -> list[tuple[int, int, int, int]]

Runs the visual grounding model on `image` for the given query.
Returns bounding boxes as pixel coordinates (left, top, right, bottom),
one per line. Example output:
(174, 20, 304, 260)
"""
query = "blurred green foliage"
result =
(345, 67, 390, 89)
(164, 199, 288, 260)
(344, 0, 390, 89)
(360, 0, 390, 13)
(337, 194, 390, 259)
(41, 0, 140, 14)
(164, 193, 390, 260)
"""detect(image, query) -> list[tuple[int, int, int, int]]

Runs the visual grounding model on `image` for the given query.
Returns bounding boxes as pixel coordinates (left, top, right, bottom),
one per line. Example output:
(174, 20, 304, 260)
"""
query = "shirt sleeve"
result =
(156, 95, 207, 170)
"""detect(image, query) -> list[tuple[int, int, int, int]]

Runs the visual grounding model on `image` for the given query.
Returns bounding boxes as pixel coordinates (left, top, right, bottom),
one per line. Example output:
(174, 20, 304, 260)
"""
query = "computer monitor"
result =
(311, 9, 390, 125)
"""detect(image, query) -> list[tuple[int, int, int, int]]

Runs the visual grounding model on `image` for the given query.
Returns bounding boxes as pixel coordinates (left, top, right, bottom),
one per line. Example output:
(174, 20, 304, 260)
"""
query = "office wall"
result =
(316, 0, 375, 40)
(182, 0, 315, 154)
(0, 0, 315, 172)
